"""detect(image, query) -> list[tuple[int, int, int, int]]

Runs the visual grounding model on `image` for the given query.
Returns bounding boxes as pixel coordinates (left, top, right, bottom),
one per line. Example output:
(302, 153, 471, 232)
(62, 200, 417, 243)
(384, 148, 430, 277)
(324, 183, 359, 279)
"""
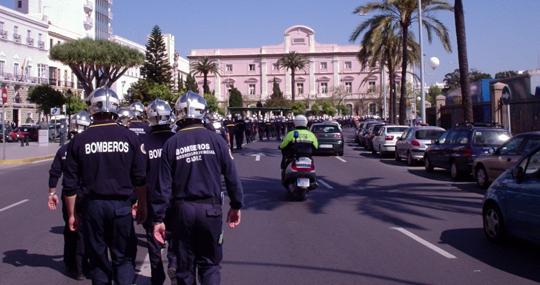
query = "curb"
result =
(0, 155, 55, 165)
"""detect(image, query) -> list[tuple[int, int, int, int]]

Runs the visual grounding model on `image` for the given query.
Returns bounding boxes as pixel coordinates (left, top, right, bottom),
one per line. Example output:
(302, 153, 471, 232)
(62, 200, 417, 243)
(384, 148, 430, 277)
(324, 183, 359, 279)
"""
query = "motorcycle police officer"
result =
(48, 110, 91, 280)
(140, 99, 176, 285)
(63, 87, 147, 285)
(152, 91, 244, 285)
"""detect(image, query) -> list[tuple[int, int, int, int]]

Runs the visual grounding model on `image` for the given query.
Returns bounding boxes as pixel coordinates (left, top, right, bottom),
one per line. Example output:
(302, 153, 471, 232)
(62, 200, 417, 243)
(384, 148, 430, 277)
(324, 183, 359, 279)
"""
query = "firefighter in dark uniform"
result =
(152, 91, 244, 285)
(63, 88, 147, 285)
(244, 117, 252, 144)
(265, 118, 273, 140)
(48, 110, 91, 280)
(234, 114, 245, 150)
(257, 117, 265, 141)
(117, 107, 134, 128)
(129, 101, 150, 136)
(204, 113, 229, 145)
(223, 115, 235, 151)
(140, 99, 176, 285)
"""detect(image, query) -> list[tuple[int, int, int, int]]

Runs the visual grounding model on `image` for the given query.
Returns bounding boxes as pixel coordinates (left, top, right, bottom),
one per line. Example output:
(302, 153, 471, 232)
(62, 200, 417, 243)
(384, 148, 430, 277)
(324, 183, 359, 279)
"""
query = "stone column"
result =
(332, 57, 340, 95)
(215, 59, 222, 101)
(435, 95, 446, 126)
(261, 61, 268, 101)
(309, 58, 315, 102)
(491, 82, 506, 126)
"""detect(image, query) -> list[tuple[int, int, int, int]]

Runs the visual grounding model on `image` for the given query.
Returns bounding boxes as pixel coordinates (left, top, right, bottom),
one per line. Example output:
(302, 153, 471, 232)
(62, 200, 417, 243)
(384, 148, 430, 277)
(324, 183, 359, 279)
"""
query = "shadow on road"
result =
(440, 228, 540, 283)
(2, 249, 69, 277)
(49, 226, 64, 235)
(407, 169, 484, 195)
(223, 260, 429, 285)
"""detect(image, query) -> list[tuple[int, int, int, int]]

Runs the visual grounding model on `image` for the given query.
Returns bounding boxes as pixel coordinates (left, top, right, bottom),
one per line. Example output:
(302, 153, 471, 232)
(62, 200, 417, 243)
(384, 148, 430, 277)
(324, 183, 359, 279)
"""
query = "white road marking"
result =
(335, 156, 347, 163)
(250, 153, 265, 162)
(318, 179, 334, 190)
(391, 227, 457, 259)
(0, 199, 29, 212)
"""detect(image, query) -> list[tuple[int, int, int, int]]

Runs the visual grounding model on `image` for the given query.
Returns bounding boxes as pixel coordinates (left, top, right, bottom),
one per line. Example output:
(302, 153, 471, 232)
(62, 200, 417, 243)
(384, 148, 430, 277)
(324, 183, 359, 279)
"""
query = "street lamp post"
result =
(418, 0, 426, 123)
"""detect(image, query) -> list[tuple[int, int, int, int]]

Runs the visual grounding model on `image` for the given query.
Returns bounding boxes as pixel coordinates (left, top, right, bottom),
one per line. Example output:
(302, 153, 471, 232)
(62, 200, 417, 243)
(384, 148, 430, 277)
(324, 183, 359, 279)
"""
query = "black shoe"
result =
(168, 267, 177, 285)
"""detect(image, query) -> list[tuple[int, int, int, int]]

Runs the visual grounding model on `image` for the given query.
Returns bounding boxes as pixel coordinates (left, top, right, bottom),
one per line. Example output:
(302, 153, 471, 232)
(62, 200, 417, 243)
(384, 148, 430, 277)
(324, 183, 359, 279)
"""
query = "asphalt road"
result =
(1, 128, 539, 285)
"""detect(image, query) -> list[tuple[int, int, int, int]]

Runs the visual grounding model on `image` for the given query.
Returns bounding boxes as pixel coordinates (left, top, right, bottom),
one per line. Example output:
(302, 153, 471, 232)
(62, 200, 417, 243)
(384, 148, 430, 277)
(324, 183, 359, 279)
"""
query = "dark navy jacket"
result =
(63, 121, 146, 197)
(49, 143, 69, 188)
(141, 126, 175, 220)
(128, 121, 150, 136)
(152, 124, 244, 223)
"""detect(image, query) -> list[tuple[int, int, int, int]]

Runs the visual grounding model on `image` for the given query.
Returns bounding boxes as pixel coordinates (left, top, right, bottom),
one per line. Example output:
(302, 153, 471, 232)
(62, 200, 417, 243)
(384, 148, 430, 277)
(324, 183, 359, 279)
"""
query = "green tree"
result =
(141, 25, 172, 85)
(310, 101, 322, 115)
(27, 85, 66, 115)
(443, 69, 492, 93)
(127, 80, 177, 105)
(277, 52, 309, 102)
(228, 87, 243, 107)
(65, 91, 86, 115)
(495, 70, 518, 79)
(50, 39, 144, 95)
(353, 0, 452, 124)
(291, 101, 307, 115)
(185, 74, 199, 93)
(265, 78, 289, 108)
(321, 101, 337, 116)
(178, 74, 185, 92)
(204, 93, 219, 113)
(427, 85, 442, 106)
(190, 57, 219, 94)
(351, 17, 420, 123)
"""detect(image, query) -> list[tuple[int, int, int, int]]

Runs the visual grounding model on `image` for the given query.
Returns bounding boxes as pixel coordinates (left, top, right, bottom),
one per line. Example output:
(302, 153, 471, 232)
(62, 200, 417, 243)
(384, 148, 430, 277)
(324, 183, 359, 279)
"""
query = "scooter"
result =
(281, 132, 318, 201)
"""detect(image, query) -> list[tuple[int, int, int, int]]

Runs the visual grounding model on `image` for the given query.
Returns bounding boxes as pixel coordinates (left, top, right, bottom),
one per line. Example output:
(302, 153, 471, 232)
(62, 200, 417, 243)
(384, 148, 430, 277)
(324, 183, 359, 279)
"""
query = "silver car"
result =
(372, 125, 409, 156)
(395, 126, 446, 165)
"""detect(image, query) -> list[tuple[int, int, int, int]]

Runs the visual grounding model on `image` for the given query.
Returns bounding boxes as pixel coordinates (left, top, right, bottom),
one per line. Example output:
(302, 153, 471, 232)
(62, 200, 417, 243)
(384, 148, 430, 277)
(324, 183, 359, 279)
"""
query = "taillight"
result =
(462, 147, 472, 157)
(411, 140, 421, 147)
(292, 161, 315, 172)
(385, 135, 394, 141)
(334, 133, 342, 139)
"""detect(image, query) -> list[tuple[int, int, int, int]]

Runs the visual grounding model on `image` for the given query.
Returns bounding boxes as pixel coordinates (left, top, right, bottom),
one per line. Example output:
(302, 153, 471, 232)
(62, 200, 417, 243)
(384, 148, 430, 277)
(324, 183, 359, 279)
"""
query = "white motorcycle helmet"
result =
(293, 115, 308, 128)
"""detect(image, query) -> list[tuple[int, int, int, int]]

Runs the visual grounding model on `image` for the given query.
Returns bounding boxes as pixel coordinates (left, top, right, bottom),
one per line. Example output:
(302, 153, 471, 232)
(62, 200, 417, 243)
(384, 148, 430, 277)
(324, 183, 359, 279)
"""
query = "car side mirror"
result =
(512, 166, 525, 184)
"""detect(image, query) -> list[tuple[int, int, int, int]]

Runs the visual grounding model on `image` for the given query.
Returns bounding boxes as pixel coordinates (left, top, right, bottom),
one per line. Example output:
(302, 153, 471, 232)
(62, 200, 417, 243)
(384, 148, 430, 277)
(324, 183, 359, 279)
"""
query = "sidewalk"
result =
(0, 142, 61, 164)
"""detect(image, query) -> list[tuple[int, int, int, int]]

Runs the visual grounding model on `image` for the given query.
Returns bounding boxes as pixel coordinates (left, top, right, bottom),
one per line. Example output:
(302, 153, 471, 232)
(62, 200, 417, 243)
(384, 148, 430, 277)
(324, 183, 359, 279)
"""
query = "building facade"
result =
(189, 25, 383, 115)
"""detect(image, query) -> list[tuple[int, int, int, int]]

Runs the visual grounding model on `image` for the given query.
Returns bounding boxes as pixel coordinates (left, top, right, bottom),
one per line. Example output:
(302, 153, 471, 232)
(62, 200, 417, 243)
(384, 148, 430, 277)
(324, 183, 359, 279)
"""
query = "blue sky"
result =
(2, 0, 540, 84)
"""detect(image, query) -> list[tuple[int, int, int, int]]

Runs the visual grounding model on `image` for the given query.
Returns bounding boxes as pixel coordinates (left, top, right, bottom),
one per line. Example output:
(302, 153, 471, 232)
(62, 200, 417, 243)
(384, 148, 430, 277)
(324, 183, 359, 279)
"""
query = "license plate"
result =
(297, 178, 310, 188)
(319, 144, 333, 149)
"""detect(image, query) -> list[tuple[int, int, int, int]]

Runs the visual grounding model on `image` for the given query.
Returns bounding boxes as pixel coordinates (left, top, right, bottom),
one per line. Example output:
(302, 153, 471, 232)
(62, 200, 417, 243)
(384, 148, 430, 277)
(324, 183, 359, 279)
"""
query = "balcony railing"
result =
(13, 33, 21, 43)
(83, 17, 93, 30)
(26, 37, 34, 46)
(0, 30, 7, 40)
(38, 40, 45, 49)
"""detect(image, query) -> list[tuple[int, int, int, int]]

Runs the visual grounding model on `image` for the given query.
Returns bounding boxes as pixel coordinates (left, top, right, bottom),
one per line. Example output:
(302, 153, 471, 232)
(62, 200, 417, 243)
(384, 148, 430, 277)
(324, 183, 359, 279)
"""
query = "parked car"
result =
(395, 126, 446, 165)
(356, 120, 382, 146)
(482, 145, 540, 243)
(372, 125, 409, 157)
(473, 131, 540, 188)
(310, 122, 344, 156)
(364, 123, 385, 151)
(8, 126, 40, 142)
(424, 123, 511, 180)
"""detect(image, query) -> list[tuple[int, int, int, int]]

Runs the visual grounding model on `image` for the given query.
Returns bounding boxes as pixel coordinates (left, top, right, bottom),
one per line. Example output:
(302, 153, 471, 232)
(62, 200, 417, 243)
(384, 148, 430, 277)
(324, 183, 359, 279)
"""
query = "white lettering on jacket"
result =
(149, 149, 162, 160)
(84, 141, 130, 154)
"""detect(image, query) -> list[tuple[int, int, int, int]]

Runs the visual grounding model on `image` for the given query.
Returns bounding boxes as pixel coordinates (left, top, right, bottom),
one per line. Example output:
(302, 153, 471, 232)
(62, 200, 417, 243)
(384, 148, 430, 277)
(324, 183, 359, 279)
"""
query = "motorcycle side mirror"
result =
(512, 166, 525, 184)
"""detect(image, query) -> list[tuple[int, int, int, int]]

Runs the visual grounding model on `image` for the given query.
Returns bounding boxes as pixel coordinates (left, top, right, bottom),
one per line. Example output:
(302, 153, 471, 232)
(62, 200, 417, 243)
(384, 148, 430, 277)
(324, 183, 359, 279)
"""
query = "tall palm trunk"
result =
(399, 25, 409, 125)
(455, 0, 472, 122)
(291, 69, 296, 102)
(203, 72, 209, 94)
(389, 71, 396, 124)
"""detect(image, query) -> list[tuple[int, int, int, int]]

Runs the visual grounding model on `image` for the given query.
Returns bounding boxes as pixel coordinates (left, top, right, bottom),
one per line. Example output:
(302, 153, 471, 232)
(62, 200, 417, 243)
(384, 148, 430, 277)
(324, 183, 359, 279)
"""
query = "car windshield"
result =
(312, 125, 340, 133)
(416, 130, 445, 140)
(473, 130, 511, 146)
(387, 127, 408, 133)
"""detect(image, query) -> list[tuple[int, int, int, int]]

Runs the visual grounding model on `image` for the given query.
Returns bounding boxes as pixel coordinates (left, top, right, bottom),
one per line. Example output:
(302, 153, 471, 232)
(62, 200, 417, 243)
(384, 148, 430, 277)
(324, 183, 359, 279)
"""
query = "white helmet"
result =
(130, 101, 146, 119)
(86, 87, 120, 116)
(175, 91, 207, 121)
(147, 99, 174, 126)
(293, 115, 308, 128)
(69, 110, 91, 133)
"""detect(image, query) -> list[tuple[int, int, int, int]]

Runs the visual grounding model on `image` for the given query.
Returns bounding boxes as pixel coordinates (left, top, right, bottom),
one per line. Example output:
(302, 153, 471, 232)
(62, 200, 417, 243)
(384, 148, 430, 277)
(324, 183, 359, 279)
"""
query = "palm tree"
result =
(353, 0, 452, 124)
(351, 19, 420, 123)
(454, 0, 472, 122)
(190, 57, 219, 94)
(277, 52, 310, 102)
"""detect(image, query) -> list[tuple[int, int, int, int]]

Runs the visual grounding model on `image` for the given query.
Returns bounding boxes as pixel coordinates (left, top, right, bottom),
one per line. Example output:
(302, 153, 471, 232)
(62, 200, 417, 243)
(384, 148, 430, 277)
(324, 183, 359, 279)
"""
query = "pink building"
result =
(189, 25, 383, 115)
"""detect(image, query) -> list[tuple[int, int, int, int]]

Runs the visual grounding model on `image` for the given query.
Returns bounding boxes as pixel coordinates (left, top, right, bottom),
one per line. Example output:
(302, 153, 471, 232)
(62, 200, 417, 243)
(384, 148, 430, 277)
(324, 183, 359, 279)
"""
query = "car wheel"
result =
(483, 204, 506, 243)
(407, 151, 415, 166)
(475, 165, 490, 189)
(424, 155, 433, 172)
(395, 150, 402, 162)
(450, 162, 462, 181)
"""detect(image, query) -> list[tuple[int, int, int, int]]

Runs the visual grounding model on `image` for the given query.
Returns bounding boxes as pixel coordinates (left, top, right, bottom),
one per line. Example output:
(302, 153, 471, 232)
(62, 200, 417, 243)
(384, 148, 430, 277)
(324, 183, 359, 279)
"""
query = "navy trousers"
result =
(61, 195, 86, 275)
(84, 199, 137, 285)
(172, 201, 223, 285)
